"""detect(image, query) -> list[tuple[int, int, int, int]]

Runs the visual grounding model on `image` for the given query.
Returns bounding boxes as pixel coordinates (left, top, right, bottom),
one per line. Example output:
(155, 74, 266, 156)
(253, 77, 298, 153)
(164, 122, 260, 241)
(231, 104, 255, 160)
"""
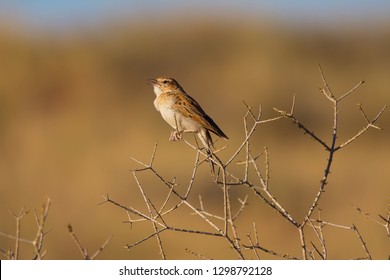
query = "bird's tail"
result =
(198, 130, 216, 174)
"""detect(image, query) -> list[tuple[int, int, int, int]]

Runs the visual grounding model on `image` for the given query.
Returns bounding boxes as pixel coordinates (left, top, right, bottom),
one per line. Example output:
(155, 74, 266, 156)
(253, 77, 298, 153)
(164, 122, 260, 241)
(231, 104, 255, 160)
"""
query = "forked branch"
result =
(102, 68, 385, 260)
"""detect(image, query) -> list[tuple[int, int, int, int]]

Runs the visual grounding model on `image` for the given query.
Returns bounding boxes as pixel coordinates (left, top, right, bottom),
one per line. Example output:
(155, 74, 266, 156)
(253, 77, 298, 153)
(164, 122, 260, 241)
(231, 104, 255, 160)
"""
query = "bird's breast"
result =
(154, 93, 202, 132)
(154, 93, 175, 112)
(154, 93, 178, 128)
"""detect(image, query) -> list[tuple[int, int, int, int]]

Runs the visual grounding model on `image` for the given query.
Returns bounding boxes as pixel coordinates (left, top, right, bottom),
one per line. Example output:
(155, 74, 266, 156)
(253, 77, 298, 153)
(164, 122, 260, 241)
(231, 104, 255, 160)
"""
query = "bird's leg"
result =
(169, 113, 183, 141)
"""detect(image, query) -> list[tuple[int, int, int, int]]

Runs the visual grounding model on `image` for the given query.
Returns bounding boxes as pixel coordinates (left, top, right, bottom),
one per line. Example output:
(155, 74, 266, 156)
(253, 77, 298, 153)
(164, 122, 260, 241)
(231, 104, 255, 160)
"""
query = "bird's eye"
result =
(163, 80, 168, 84)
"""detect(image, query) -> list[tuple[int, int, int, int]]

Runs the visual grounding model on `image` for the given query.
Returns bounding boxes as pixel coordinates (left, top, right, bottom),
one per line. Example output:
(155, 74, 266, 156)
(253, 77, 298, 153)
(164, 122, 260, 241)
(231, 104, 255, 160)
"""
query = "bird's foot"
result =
(169, 131, 182, 141)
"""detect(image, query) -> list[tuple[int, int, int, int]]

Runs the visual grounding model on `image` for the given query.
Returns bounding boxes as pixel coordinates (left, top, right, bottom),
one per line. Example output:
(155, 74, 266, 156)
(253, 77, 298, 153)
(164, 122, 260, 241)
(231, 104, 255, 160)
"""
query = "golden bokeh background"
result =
(0, 3, 389, 259)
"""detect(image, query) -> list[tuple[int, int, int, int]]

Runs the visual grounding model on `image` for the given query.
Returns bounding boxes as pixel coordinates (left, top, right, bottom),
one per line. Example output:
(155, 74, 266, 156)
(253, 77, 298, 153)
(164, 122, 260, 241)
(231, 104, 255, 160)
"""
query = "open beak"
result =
(147, 78, 158, 85)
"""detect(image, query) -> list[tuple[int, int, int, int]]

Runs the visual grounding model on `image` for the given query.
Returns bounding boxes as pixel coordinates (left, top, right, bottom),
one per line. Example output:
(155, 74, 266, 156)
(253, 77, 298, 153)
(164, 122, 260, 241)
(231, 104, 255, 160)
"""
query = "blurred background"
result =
(0, 1, 389, 259)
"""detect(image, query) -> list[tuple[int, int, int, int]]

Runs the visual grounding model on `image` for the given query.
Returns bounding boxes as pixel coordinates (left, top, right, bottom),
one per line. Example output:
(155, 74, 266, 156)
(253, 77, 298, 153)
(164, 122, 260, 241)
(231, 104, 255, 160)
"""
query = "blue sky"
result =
(1, 1, 389, 30)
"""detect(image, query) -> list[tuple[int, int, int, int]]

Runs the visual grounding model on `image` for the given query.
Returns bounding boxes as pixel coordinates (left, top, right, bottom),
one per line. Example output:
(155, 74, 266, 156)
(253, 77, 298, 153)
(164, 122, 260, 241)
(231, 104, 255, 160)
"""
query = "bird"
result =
(147, 77, 228, 155)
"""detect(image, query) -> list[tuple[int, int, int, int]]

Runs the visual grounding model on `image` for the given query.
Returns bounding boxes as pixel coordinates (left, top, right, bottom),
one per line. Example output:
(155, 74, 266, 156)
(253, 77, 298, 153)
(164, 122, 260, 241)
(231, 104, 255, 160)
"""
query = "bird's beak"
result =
(147, 78, 157, 85)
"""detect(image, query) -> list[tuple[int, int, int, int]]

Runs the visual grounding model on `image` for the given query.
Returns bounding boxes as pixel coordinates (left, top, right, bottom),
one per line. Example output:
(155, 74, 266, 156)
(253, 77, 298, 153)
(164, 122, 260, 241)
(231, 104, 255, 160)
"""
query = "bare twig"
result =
(185, 248, 212, 260)
(133, 171, 166, 259)
(68, 224, 89, 259)
(68, 224, 112, 260)
(246, 234, 261, 260)
(242, 243, 299, 260)
(352, 224, 372, 260)
(102, 68, 385, 260)
(32, 198, 51, 260)
(91, 235, 113, 260)
(354, 205, 390, 237)
(0, 199, 51, 260)
(9, 208, 27, 260)
(335, 104, 386, 151)
(274, 95, 330, 150)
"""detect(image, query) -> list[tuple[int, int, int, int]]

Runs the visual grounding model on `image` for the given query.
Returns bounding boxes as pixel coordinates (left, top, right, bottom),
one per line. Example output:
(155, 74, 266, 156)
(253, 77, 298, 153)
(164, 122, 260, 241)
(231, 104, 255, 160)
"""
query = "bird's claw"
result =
(169, 131, 182, 141)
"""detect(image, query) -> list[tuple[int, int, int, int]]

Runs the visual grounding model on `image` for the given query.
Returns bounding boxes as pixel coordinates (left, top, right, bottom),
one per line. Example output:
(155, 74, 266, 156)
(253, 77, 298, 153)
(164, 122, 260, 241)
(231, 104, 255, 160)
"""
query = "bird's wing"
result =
(172, 93, 228, 139)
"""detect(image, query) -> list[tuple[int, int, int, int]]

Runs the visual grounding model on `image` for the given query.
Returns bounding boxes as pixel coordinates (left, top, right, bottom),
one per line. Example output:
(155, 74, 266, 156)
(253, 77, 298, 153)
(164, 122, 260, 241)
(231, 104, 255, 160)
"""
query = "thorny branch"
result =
(67, 224, 112, 260)
(0, 198, 51, 260)
(102, 68, 386, 259)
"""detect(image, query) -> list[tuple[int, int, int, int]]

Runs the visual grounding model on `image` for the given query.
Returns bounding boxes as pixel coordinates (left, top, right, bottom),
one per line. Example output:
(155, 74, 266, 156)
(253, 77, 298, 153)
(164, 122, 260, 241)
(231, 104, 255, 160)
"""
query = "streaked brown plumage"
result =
(147, 77, 228, 153)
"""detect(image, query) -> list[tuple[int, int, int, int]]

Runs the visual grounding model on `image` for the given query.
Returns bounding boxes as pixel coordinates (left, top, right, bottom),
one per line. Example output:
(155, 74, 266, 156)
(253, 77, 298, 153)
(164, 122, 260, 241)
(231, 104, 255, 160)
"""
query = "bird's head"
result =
(147, 77, 184, 96)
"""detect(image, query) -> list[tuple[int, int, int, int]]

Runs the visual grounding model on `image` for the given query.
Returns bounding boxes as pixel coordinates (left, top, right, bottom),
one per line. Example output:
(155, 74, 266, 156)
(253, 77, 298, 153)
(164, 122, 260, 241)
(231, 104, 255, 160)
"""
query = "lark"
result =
(147, 77, 228, 155)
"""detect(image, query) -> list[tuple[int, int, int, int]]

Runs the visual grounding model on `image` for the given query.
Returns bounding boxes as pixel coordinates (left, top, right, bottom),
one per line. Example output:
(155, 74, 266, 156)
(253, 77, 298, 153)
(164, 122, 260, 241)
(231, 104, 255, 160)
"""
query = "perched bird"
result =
(147, 77, 228, 155)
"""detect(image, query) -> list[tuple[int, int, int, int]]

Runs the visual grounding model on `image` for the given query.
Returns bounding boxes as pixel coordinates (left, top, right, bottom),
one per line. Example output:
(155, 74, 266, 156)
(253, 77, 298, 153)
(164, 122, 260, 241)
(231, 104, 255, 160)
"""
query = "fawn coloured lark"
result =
(147, 77, 228, 155)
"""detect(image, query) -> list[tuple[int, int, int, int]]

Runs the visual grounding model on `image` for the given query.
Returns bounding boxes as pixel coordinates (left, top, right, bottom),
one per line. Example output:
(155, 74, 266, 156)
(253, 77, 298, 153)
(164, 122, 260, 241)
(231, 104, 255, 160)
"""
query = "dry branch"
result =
(0, 198, 51, 260)
(67, 224, 112, 260)
(101, 68, 386, 259)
